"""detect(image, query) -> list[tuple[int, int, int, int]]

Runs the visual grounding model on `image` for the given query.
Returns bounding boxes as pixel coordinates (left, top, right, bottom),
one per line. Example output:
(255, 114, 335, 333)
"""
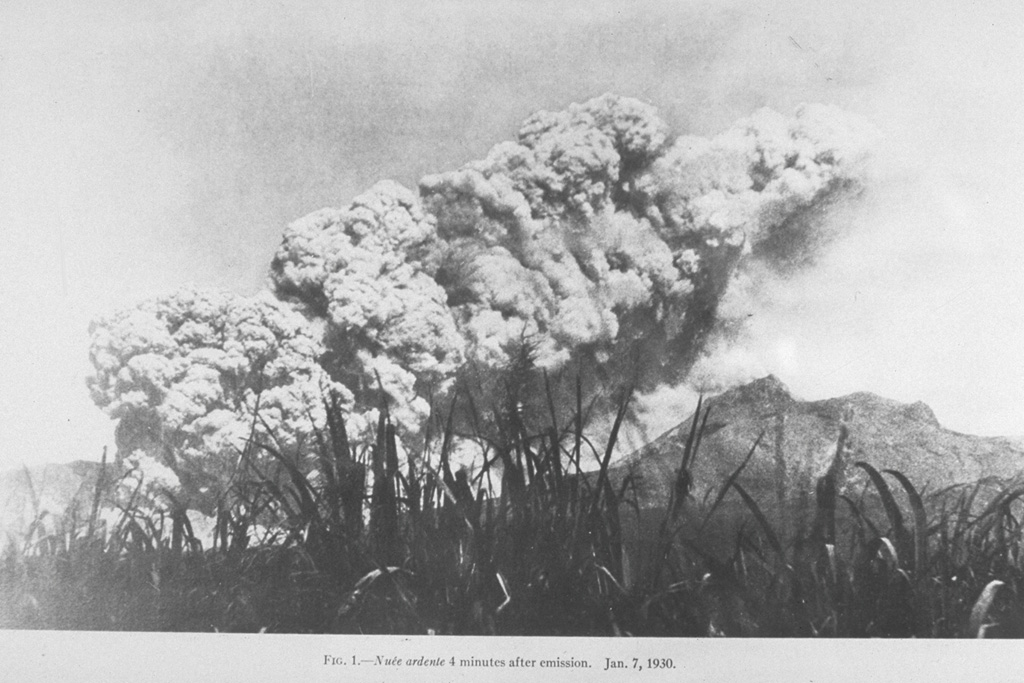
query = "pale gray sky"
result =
(2, 0, 1022, 470)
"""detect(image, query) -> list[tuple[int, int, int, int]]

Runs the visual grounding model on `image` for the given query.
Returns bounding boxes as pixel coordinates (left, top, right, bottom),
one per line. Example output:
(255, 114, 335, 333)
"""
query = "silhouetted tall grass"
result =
(2, 379, 1023, 636)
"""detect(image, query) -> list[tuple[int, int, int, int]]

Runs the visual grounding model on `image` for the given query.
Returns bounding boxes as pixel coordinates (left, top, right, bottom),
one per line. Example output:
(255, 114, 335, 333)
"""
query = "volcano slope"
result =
(608, 375, 1024, 572)
(0, 461, 105, 545)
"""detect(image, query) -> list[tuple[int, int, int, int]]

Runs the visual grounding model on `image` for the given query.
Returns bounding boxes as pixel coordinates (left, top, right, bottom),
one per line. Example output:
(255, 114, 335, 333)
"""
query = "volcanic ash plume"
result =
(415, 96, 875, 391)
(270, 180, 466, 430)
(89, 94, 876, 497)
(87, 286, 352, 511)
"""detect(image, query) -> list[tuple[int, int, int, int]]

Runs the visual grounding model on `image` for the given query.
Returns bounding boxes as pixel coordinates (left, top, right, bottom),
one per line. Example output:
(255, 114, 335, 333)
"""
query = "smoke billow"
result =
(87, 286, 351, 510)
(414, 96, 874, 392)
(270, 181, 466, 430)
(89, 94, 875, 494)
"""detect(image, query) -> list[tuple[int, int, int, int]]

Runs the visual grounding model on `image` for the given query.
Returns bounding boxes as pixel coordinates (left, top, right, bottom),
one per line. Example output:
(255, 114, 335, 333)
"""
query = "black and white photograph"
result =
(2, 0, 1024, 679)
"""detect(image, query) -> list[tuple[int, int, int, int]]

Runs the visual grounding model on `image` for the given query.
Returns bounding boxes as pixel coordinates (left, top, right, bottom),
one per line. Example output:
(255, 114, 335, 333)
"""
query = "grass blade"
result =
(882, 468, 927, 574)
(87, 446, 108, 540)
(679, 394, 704, 474)
(732, 481, 786, 563)
(588, 385, 634, 519)
(699, 431, 764, 533)
(969, 580, 1004, 638)
(811, 427, 848, 546)
(854, 461, 910, 564)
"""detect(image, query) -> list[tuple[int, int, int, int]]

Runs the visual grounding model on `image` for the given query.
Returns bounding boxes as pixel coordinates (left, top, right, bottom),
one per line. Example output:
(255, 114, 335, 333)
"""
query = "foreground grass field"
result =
(2, 385, 1023, 636)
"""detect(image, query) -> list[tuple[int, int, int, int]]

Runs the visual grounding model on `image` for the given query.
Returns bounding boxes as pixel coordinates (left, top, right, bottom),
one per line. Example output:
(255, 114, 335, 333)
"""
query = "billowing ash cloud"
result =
(413, 96, 874, 391)
(87, 286, 352, 510)
(89, 94, 875, 498)
(270, 181, 465, 430)
(418, 96, 676, 379)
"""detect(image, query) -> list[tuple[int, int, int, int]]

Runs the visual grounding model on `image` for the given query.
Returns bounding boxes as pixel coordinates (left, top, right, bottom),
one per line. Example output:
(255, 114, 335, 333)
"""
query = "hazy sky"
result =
(2, 0, 1022, 470)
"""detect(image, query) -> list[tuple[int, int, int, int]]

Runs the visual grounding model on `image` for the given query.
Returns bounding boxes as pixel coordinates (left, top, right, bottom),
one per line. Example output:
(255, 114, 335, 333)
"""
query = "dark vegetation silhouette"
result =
(3, 374, 1023, 637)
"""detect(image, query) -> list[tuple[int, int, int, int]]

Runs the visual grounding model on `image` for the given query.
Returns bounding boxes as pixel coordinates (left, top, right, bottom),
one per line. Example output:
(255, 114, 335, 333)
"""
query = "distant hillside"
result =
(613, 375, 1024, 513)
(597, 375, 1024, 570)
(0, 461, 105, 542)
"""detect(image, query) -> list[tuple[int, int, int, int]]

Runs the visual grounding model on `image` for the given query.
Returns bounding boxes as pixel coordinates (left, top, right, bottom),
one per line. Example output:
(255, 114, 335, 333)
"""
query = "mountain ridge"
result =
(614, 375, 1024, 512)
(3, 376, 1022, 542)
